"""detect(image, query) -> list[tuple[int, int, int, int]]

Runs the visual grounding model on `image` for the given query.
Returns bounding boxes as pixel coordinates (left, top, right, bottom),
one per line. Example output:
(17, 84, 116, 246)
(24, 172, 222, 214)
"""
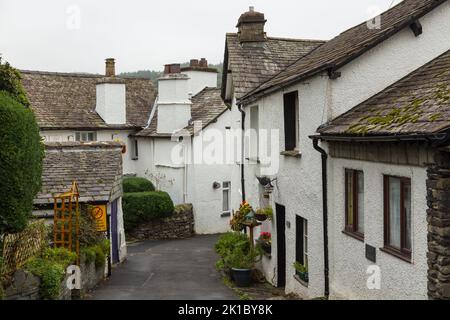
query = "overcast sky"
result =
(0, 0, 402, 73)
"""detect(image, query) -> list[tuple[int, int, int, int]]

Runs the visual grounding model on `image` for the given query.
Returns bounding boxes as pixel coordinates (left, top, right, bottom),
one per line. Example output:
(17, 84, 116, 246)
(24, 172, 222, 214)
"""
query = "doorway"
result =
(110, 199, 120, 264)
(275, 203, 286, 288)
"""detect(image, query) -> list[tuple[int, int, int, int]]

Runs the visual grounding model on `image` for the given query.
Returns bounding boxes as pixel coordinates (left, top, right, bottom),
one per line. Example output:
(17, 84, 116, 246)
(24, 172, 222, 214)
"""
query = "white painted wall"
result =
(157, 104, 192, 134)
(241, 3, 450, 299)
(188, 110, 239, 234)
(184, 70, 218, 96)
(96, 82, 126, 125)
(328, 158, 428, 300)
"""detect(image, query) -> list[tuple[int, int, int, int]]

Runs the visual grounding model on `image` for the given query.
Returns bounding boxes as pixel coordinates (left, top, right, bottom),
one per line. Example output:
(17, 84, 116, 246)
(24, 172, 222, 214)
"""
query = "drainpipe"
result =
(312, 137, 329, 298)
(238, 103, 246, 203)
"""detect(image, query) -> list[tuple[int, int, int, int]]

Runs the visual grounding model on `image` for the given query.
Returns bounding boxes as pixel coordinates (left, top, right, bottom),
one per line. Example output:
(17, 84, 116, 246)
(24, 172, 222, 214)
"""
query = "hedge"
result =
(123, 177, 155, 193)
(0, 91, 44, 235)
(0, 58, 30, 107)
(123, 191, 174, 230)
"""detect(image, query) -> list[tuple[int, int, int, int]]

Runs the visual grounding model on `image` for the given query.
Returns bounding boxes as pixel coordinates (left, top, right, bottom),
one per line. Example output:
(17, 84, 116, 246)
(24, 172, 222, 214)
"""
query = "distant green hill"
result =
(119, 62, 223, 87)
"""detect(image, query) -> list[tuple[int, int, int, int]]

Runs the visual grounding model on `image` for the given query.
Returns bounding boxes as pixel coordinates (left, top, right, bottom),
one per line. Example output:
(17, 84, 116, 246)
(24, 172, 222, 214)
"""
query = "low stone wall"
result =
(3, 260, 104, 300)
(427, 150, 450, 300)
(127, 204, 194, 241)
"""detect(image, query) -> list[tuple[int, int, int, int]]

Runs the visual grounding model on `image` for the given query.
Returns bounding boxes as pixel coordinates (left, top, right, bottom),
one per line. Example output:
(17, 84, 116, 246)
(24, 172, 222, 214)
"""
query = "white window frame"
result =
(222, 181, 231, 216)
(75, 131, 97, 142)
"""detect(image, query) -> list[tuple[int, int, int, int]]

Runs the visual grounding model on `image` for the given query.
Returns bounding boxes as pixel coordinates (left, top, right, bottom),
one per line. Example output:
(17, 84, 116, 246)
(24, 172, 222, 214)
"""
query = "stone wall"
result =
(3, 260, 104, 300)
(127, 204, 194, 241)
(427, 150, 450, 300)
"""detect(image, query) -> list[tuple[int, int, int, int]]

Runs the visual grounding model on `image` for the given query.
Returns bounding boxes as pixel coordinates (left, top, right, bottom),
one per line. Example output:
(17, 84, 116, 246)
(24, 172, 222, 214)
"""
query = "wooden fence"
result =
(1, 221, 48, 276)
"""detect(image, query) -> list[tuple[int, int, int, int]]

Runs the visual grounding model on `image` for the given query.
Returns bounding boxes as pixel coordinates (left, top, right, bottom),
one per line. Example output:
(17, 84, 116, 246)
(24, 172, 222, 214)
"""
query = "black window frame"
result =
(283, 91, 298, 152)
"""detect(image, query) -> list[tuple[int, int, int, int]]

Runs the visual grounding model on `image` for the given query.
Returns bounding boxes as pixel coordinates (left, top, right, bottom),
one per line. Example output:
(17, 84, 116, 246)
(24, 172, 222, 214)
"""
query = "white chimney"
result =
(181, 58, 218, 96)
(96, 58, 127, 125)
(156, 64, 192, 134)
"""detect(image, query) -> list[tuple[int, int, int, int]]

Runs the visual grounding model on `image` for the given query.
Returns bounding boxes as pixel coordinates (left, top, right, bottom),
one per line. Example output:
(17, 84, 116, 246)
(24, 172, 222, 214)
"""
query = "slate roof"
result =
(241, 0, 448, 103)
(222, 34, 325, 99)
(317, 49, 450, 137)
(136, 87, 228, 137)
(35, 142, 123, 204)
(21, 71, 156, 130)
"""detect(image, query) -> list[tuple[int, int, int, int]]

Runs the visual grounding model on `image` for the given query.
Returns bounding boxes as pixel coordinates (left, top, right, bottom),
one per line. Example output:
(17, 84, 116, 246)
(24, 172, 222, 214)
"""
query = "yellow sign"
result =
(90, 205, 107, 232)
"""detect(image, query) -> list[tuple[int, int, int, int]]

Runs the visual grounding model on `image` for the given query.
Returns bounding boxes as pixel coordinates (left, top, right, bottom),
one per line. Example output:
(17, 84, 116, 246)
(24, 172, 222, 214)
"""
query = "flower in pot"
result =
(293, 261, 309, 283)
(228, 248, 259, 287)
(230, 210, 246, 231)
(255, 206, 273, 222)
(257, 232, 272, 254)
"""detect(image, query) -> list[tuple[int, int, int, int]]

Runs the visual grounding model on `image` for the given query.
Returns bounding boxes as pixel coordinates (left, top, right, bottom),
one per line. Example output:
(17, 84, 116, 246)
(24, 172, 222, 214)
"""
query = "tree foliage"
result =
(0, 57, 30, 107)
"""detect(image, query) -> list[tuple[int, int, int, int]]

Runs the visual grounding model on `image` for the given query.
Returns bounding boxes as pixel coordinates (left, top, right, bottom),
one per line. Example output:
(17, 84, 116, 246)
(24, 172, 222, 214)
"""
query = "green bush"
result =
(123, 191, 174, 230)
(80, 239, 110, 269)
(123, 177, 155, 193)
(25, 248, 77, 300)
(215, 232, 251, 271)
(0, 91, 44, 235)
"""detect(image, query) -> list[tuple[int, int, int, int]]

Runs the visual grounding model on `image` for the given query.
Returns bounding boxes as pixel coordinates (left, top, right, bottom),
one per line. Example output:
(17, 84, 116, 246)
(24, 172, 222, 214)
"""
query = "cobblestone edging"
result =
(427, 150, 450, 300)
(127, 204, 194, 241)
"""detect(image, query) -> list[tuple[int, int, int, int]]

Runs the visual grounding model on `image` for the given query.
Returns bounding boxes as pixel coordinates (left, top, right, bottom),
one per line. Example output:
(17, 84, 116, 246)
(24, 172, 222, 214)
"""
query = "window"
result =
(249, 105, 259, 160)
(295, 216, 308, 277)
(383, 176, 412, 261)
(131, 138, 139, 160)
(283, 91, 299, 152)
(75, 131, 96, 142)
(222, 182, 231, 216)
(344, 169, 364, 240)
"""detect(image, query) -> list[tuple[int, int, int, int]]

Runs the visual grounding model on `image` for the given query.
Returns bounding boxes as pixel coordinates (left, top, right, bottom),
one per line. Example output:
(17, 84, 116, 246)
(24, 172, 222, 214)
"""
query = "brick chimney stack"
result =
(164, 63, 181, 74)
(105, 58, 116, 77)
(236, 6, 267, 43)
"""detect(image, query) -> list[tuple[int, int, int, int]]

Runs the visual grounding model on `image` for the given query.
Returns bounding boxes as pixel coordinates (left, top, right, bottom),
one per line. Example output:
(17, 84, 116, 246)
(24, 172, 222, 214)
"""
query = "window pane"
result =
(346, 171, 354, 227)
(223, 182, 230, 188)
(404, 182, 411, 250)
(88, 132, 94, 141)
(357, 171, 364, 233)
(222, 189, 229, 212)
(75, 132, 81, 141)
(389, 177, 401, 248)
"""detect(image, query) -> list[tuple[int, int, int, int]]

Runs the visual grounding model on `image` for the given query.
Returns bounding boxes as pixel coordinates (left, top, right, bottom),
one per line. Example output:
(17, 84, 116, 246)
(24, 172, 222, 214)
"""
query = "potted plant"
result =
(230, 202, 253, 231)
(228, 249, 259, 287)
(256, 232, 271, 254)
(293, 262, 309, 283)
(255, 206, 273, 222)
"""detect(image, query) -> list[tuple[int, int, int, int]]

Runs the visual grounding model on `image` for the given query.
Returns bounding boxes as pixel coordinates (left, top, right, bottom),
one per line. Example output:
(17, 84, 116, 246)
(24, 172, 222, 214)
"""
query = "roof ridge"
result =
(267, 36, 327, 43)
(20, 69, 153, 81)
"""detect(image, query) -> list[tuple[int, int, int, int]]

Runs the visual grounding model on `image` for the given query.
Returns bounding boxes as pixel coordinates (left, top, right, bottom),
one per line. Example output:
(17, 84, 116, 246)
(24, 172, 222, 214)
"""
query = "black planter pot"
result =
(231, 268, 252, 287)
(255, 214, 268, 222)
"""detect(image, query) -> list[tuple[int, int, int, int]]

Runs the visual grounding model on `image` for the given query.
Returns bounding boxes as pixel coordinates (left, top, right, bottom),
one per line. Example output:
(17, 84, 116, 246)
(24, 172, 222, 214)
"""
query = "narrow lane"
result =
(89, 235, 238, 300)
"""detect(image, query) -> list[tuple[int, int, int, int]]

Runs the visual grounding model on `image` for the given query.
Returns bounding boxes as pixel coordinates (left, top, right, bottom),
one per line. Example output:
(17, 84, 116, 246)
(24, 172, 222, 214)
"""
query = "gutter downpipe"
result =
(238, 102, 246, 203)
(312, 137, 330, 298)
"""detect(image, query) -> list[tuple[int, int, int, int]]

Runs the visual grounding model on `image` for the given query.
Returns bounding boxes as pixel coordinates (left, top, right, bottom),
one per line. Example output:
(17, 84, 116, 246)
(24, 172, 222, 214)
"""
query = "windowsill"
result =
(342, 230, 364, 242)
(379, 246, 412, 263)
(294, 274, 309, 288)
(221, 212, 231, 218)
(280, 150, 302, 158)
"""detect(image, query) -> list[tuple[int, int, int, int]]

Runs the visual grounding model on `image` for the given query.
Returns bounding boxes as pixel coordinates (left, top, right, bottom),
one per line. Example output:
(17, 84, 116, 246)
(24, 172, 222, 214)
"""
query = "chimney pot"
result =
(249, 6, 254, 12)
(105, 58, 115, 77)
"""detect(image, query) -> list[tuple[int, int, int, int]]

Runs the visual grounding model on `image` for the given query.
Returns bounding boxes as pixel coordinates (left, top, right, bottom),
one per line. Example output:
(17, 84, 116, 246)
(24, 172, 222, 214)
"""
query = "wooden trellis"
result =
(53, 181, 80, 265)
